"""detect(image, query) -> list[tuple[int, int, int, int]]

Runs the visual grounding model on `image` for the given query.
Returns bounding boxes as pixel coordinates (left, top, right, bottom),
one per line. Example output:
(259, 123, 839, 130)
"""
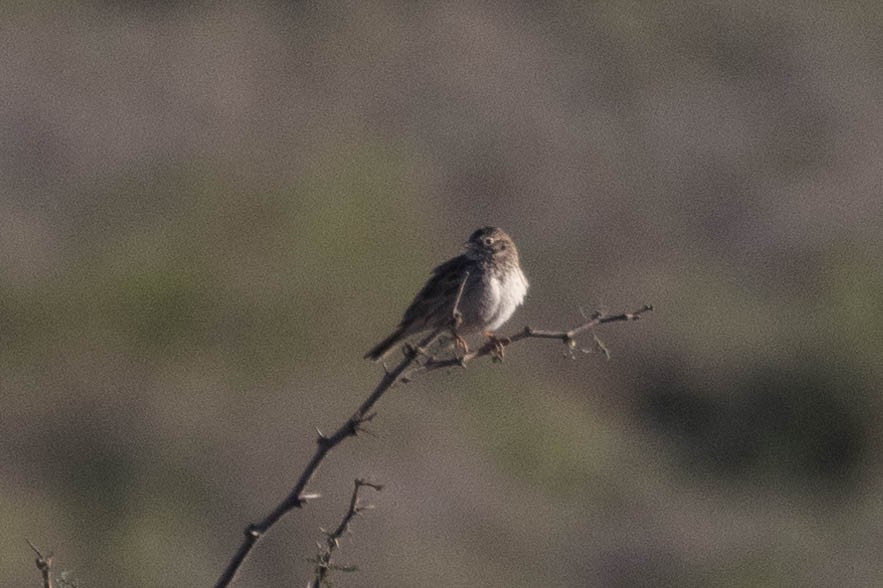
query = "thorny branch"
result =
(215, 303, 651, 586)
(214, 326, 443, 588)
(26, 539, 53, 588)
(309, 479, 383, 588)
(404, 304, 654, 378)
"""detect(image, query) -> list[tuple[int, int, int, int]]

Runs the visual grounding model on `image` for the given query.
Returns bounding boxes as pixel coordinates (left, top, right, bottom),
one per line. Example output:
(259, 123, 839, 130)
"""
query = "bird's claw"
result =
(484, 332, 509, 362)
(453, 333, 470, 357)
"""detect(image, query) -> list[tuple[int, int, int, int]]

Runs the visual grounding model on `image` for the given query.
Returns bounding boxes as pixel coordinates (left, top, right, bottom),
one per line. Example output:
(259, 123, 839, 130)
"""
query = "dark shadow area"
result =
(635, 360, 869, 493)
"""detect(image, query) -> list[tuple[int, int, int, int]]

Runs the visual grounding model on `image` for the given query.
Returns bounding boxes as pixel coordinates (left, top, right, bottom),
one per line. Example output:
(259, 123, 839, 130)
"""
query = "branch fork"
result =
(27, 540, 54, 588)
(309, 478, 383, 587)
(214, 303, 652, 586)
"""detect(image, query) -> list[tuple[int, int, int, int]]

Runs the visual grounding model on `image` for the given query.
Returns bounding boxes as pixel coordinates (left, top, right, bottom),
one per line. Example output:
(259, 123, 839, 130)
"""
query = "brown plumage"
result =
(365, 227, 528, 361)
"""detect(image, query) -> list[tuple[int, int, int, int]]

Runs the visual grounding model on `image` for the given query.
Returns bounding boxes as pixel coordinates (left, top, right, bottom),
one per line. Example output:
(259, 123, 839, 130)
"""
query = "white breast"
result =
(486, 266, 529, 332)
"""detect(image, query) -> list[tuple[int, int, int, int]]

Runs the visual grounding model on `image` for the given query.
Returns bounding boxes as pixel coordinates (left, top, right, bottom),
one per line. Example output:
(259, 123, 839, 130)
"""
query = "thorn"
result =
(317, 430, 332, 448)
(26, 539, 46, 557)
(358, 426, 378, 438)
(593, 334, 610, 360)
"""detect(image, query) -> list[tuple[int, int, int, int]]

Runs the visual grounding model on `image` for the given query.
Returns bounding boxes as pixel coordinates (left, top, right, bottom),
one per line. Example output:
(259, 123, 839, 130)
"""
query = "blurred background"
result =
(2, 2, 881, 586)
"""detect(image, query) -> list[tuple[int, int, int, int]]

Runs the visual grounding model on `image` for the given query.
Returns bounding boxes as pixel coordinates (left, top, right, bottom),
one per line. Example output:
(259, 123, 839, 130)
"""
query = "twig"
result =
(26, 539, 54, 588)
(309, 478, 383, 587)
(409, 304, 653, 376)
(214, 303, 651, 586)
(451, 270, 469, 328)
(214, 328, 442, 588)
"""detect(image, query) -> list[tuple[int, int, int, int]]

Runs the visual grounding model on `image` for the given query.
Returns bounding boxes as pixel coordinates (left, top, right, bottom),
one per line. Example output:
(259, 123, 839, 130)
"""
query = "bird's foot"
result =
(404, 341, 431, 359)
(453, 333, 470, 357)
(484, 332, 509, 362)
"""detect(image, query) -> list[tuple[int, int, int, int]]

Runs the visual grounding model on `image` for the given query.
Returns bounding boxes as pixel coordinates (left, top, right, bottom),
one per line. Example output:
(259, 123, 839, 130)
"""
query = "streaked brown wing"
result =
(398, 254, 470, 330)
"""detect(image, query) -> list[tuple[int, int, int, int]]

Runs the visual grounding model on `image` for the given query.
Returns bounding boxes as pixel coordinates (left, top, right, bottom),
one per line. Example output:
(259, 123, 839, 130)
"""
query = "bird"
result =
(365, 226, 528, 361)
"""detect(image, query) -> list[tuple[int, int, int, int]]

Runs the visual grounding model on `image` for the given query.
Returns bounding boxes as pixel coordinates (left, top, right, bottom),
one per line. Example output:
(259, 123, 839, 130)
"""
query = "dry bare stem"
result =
(308, 478, 383, 587)
(26, 540, 54, 588)
(214, 304, 651, 586)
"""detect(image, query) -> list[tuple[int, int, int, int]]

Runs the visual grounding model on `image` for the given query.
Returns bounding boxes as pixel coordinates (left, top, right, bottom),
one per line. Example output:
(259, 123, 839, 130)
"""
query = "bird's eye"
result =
(483, 237, 494, 246)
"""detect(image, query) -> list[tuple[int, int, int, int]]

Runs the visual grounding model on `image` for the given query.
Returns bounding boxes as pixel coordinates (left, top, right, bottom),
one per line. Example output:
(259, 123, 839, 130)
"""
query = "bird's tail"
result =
(364, 327, 407, 361)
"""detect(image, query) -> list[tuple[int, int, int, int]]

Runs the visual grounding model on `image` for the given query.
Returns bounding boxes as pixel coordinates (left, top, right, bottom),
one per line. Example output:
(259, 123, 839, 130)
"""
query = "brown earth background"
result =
(2, 2, 882, 586)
